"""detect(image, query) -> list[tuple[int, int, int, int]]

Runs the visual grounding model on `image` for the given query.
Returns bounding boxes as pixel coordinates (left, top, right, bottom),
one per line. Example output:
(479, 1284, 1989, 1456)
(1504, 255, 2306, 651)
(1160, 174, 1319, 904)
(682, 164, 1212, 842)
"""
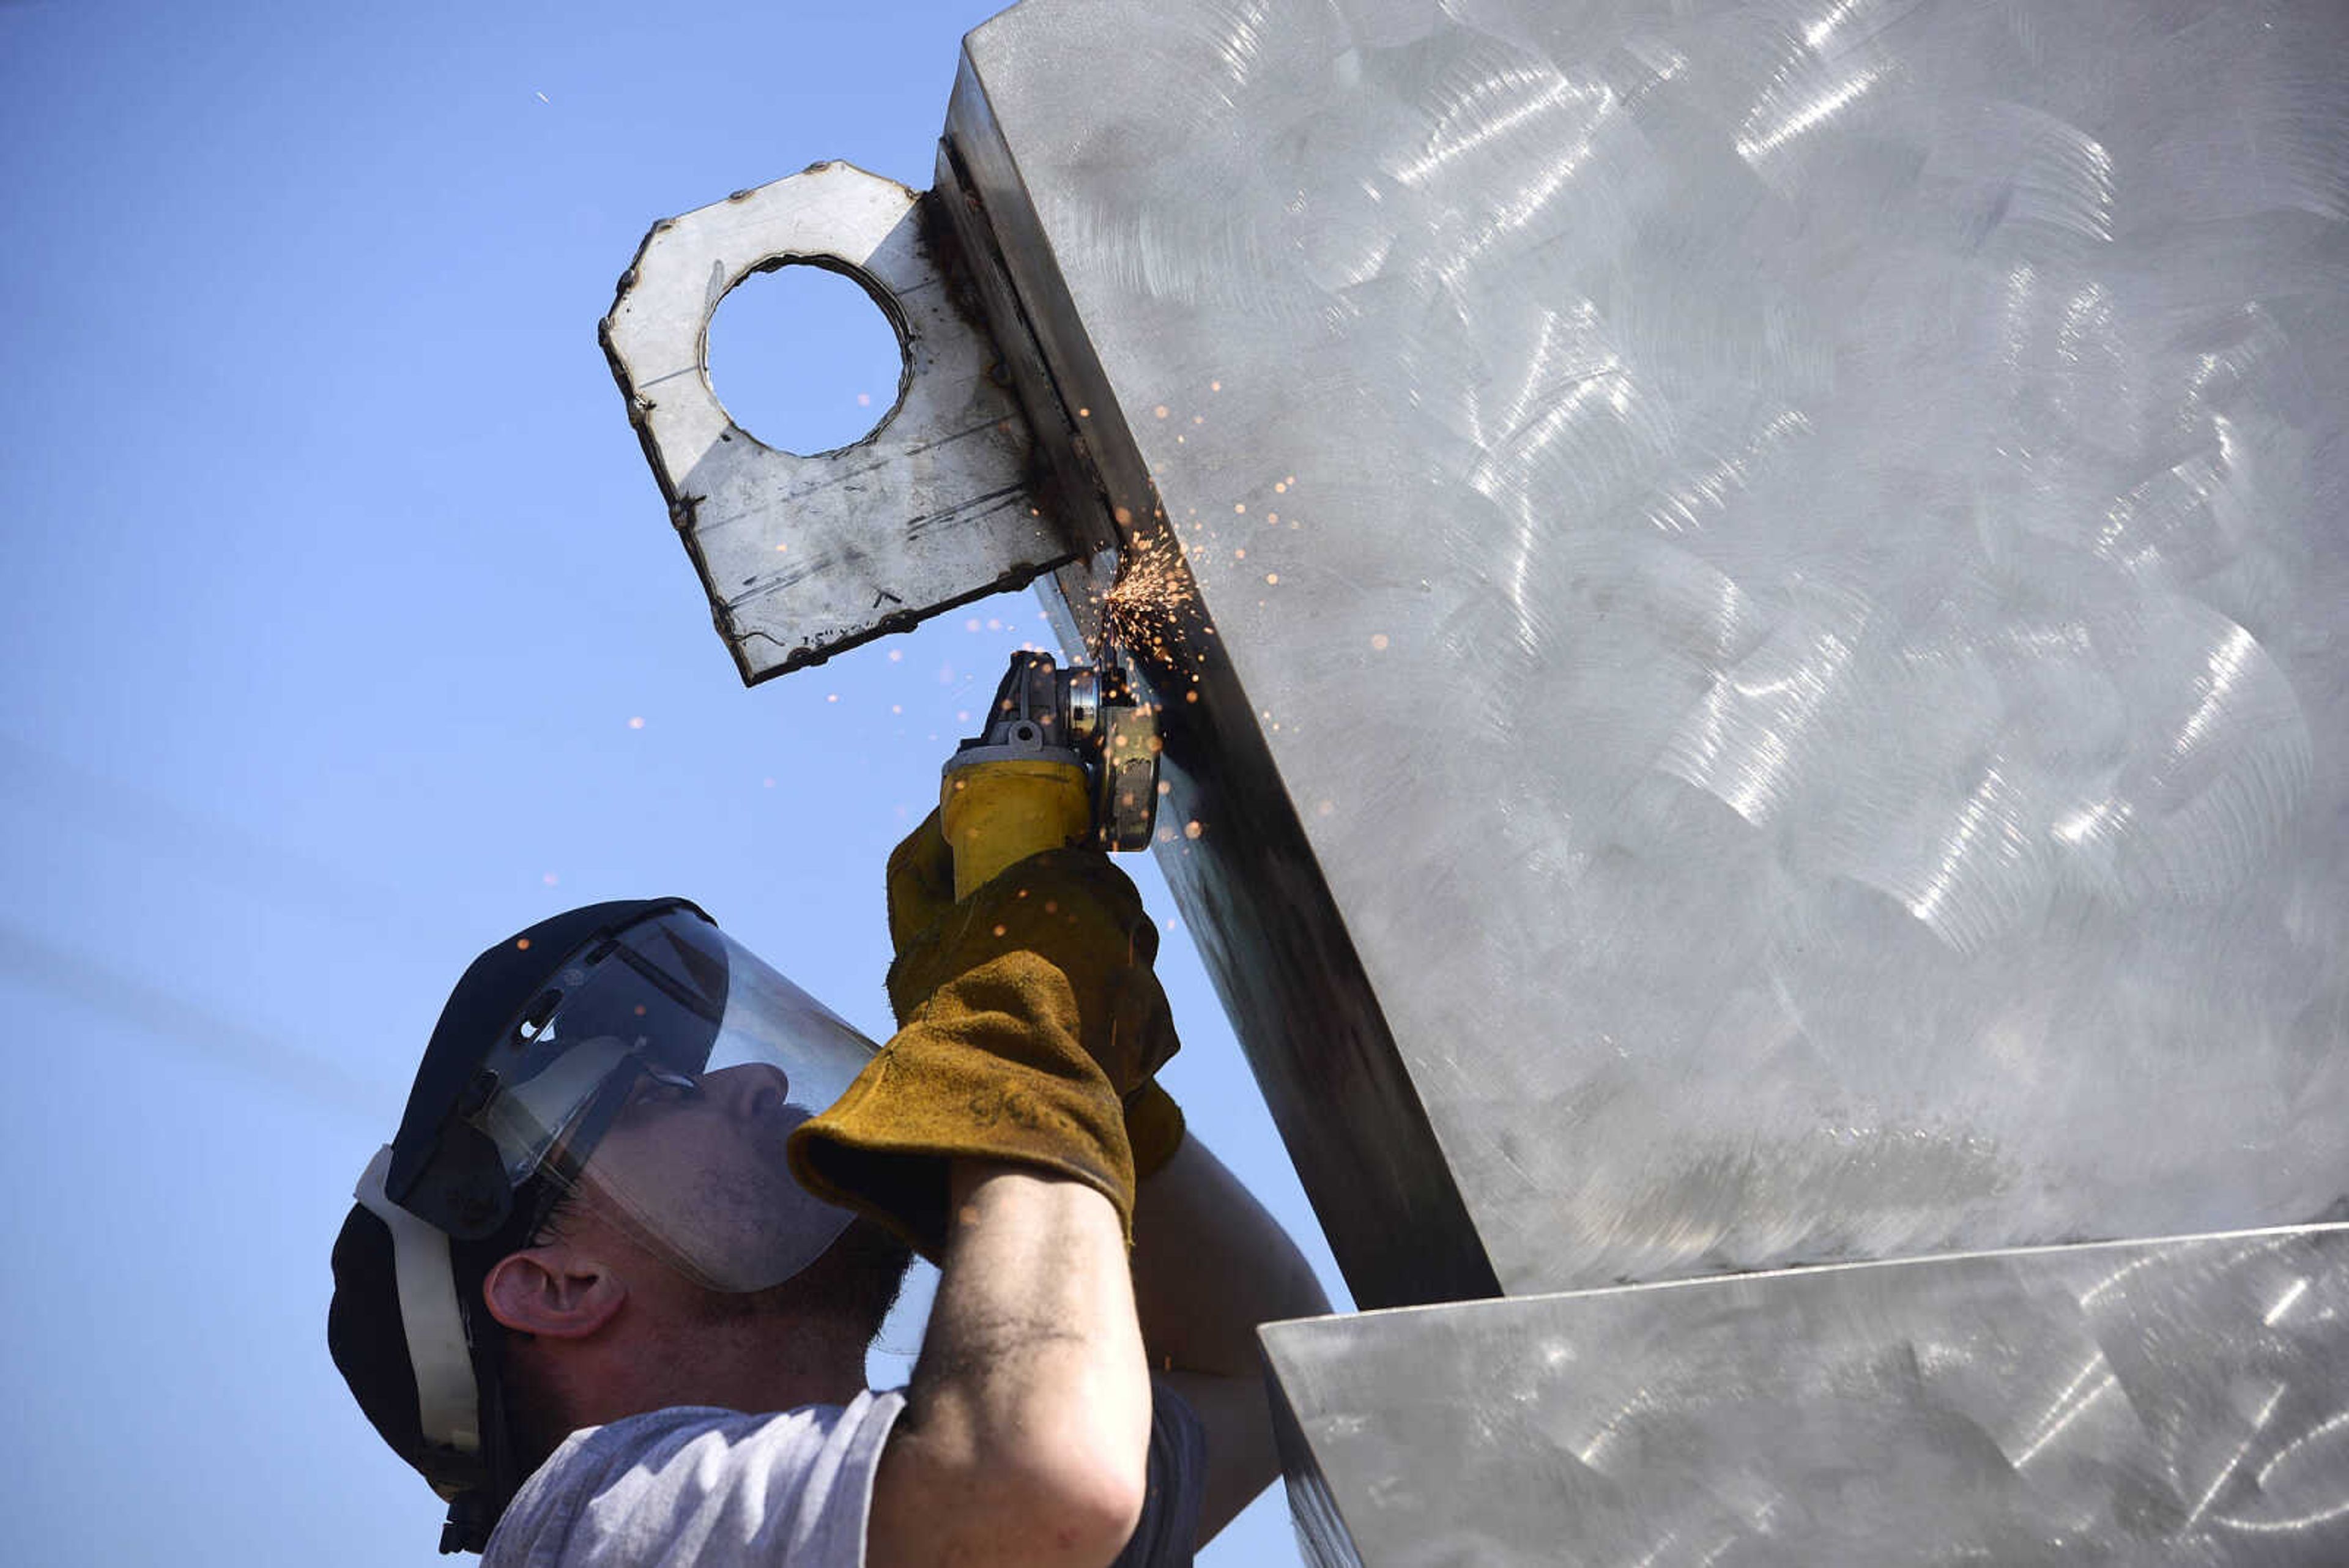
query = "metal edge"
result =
(945, 35, 1503, 1309)
(932, 135, 1115, 567)
(1258, 1219, 2349, 1347)
(1260, 1334, 1369, 1568)
(599, 218, 764, 685)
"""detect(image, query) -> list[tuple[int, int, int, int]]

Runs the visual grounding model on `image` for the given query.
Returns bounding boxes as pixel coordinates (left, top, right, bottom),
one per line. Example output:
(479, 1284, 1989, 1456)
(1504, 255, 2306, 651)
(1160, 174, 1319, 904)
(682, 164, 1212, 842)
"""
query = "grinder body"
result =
(941, 652, 1159, 899)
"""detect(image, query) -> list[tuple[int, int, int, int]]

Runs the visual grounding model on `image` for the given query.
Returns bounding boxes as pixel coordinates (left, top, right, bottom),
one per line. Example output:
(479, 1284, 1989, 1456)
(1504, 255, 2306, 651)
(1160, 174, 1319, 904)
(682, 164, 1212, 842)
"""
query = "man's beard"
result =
(689, 1216, 914, 1345)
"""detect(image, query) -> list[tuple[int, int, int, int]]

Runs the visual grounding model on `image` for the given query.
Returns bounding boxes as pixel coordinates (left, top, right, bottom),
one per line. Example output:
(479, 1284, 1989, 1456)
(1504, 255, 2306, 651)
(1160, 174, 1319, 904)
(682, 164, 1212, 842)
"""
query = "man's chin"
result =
(688, 1217, 914, 1336)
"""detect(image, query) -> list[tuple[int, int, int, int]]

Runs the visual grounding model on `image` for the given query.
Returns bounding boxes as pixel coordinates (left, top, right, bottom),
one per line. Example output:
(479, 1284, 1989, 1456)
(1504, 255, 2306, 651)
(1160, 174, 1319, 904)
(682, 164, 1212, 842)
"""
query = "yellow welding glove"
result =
(787, 813, 1182, 1258)
(885, 811, 1188, 1176)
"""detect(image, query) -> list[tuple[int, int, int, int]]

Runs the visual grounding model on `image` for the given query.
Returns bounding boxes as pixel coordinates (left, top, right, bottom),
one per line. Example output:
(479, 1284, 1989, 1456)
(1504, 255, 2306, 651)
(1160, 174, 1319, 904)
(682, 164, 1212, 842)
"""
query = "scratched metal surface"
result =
(957, 0, 2349, 1295)
(1261, 1225, 2349, 1566)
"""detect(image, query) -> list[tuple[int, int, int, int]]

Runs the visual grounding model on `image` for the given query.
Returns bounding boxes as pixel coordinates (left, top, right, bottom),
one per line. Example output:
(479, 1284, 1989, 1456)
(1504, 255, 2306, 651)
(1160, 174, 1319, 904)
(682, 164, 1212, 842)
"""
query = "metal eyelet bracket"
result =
(600, 162, 1075, 681)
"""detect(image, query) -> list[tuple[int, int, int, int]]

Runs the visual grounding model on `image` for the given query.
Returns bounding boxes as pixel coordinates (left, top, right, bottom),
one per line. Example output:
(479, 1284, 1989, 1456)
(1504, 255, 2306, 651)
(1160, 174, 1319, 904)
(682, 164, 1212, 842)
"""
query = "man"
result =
(329, 812, 1329, 1566)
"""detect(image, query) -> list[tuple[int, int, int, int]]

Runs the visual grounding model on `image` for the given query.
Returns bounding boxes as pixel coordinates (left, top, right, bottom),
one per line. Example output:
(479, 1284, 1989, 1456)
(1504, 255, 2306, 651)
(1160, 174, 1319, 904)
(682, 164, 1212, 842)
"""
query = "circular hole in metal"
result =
(707, 259, 909, 457)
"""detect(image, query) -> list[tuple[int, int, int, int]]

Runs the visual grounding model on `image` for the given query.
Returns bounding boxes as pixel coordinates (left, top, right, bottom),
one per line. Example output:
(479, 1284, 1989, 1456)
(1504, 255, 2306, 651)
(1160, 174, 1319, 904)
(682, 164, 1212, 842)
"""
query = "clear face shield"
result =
(460, 910, 876, 1294)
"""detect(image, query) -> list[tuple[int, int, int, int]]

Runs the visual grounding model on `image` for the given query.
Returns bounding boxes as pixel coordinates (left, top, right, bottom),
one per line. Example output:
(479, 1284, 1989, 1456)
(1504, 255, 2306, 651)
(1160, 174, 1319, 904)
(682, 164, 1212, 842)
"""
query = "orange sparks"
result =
(1099, 525, 1203, 674)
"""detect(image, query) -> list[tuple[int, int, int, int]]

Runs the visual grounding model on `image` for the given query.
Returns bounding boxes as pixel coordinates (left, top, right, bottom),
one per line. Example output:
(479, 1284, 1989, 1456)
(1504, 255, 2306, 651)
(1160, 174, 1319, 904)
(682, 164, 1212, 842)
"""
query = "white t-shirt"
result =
(484, 1385, 1204, 1567)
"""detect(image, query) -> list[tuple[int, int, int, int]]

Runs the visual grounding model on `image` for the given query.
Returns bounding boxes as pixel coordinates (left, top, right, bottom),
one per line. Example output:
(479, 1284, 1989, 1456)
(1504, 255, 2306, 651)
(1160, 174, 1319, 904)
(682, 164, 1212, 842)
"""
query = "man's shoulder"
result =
(485, 1390, 906, 1568)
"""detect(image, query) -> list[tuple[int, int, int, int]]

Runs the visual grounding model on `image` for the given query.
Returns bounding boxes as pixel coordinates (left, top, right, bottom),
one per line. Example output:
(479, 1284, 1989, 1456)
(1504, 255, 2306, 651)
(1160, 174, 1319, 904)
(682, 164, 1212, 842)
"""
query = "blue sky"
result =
(0, 2, 1349, 1561)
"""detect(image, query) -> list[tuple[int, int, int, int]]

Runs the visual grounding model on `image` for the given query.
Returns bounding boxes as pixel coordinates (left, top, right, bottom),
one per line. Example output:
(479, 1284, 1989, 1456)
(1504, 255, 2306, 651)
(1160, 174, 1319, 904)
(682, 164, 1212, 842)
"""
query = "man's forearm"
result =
(870, 1161, 1151, 1568)
(918, 1161, 1151, 1442)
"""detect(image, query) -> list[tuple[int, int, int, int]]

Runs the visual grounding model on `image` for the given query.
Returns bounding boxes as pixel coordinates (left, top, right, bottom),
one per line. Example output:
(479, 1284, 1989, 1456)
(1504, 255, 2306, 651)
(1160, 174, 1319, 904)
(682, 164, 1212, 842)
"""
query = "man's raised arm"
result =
(1132, 1134, 1332, 1545)
(870, 1161, 1150, 1568)
(788, 817, 1185, 1567)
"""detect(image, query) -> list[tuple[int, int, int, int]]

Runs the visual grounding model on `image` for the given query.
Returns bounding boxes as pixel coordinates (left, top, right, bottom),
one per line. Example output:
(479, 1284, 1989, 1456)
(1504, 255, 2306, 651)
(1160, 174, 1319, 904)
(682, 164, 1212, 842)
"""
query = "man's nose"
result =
(706, 1062, 791, 1121)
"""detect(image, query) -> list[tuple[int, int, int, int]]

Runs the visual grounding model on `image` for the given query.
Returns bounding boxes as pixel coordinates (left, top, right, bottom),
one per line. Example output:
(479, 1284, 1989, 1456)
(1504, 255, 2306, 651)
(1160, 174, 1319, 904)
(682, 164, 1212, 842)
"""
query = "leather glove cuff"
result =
(789, 953, 1139, 1260)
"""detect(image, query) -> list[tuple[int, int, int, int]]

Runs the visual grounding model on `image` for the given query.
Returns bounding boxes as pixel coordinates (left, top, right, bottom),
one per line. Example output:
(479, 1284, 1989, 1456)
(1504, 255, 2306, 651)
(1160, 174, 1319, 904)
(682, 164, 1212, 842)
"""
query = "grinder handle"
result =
(940, 758, 1094, 899)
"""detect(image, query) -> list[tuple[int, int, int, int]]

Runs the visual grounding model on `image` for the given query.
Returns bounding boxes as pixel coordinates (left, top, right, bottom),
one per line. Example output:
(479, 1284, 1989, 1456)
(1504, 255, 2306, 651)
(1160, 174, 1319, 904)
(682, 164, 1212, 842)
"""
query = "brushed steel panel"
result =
(957, 0, 2349, 1296)
(1261, 1225, 2349, 1566)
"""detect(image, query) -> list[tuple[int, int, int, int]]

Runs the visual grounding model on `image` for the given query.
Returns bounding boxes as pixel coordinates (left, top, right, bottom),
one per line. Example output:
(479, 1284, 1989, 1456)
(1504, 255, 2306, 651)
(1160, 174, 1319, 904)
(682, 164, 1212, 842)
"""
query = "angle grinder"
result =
(940, 650, 1160, 899)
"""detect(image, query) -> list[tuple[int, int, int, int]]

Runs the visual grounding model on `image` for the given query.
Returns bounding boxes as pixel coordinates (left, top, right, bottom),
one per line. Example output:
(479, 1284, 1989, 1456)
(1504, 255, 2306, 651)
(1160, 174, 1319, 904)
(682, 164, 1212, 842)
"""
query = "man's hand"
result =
(889, 810, 1190, 1179)
(884, 811, 1180, 1101)
(869, 1161, 1150, 1568)
(788, 816, 1179, 1255)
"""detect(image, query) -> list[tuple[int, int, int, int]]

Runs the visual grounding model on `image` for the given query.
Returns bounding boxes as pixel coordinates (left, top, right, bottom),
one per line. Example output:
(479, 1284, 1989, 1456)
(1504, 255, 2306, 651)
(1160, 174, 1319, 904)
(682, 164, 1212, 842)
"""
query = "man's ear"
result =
(483, 1245, 627, 1339)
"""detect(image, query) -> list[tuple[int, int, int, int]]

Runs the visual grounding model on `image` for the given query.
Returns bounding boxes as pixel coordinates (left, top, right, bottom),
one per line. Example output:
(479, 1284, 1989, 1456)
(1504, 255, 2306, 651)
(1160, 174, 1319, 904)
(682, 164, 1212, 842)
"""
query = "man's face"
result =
(571, 1061, 850, 1294)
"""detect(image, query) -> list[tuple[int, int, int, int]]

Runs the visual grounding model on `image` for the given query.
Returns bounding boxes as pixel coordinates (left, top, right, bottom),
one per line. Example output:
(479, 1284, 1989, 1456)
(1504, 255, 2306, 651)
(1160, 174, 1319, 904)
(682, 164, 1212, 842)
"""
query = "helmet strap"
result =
(353, 1146, 483, 1460)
